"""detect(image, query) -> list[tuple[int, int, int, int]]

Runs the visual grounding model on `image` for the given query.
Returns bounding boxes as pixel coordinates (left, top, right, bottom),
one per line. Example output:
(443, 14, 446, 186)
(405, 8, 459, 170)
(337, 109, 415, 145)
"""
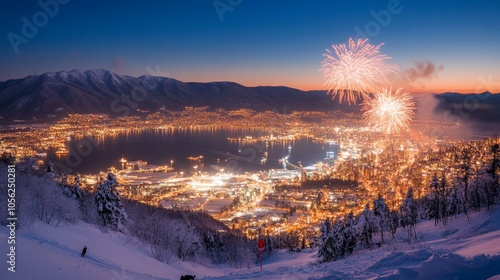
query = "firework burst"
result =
(362, 88, 415, 134)
(321, 38, 398, 104)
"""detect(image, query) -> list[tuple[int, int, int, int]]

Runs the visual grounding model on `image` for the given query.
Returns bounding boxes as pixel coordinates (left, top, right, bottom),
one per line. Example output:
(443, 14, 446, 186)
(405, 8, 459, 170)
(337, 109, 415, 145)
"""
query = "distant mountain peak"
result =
(0, 69, 341, 122)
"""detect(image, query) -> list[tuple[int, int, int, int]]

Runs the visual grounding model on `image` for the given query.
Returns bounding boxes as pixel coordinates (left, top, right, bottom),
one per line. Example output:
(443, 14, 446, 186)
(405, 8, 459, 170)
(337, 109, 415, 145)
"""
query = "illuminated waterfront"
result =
(45, 127, 336, 175)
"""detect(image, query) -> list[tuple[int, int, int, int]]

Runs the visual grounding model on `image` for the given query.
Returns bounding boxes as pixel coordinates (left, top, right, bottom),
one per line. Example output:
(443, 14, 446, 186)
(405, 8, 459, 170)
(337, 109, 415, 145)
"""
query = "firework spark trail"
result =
(362, 88, 416, 134)
(321, 38, 398, 104)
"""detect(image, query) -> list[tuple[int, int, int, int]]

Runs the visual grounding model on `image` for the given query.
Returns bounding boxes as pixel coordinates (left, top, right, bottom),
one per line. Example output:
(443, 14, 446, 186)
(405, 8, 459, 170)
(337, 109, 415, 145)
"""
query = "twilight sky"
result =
(1, 0, 499, 93)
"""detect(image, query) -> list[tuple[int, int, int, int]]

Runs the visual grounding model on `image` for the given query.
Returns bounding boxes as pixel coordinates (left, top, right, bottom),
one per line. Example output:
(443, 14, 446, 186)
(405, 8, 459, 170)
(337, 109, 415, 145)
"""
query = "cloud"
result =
(404, 60, 443, 83)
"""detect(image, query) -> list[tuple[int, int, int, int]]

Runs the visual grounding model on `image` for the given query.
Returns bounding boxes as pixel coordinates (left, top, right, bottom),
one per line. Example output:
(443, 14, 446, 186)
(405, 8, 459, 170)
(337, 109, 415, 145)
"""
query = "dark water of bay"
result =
(47, 128, 338, 175)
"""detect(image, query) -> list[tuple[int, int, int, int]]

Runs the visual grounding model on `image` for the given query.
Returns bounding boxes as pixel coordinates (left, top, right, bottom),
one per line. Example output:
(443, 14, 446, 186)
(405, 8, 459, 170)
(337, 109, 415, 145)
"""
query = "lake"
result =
(47, 127, 338, 175)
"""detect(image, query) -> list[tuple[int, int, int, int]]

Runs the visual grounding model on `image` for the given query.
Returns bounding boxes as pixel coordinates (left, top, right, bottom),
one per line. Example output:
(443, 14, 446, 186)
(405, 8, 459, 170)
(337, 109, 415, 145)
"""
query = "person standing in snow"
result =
(81, 246, 87, 257)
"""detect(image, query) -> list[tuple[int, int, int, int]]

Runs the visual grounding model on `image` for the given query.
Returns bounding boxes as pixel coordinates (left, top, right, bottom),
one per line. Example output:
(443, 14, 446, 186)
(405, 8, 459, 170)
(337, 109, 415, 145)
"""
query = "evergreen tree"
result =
(429, 174, 441, 225)
(45, 160, 57, 179)
(318, 218, 335, 262)
(344, 212, 357, 255)
(72, 175, 84, 201)
(332, 219, 346, 259)
(439, 174, 450, 225)
(453, 177, 469, 219)
(266, 235, 274, 256)
(357, 204, 375, 249)
(95, 173, 128, 232)
(457, 148, 472, 204)
(388, 210, 399, 238)
(417, 196, 432, 220)
(447, 188, 460, 217)
(46, 160, 54, 173)
(373, 194, 390, 243)
(400, 187, 418, 244)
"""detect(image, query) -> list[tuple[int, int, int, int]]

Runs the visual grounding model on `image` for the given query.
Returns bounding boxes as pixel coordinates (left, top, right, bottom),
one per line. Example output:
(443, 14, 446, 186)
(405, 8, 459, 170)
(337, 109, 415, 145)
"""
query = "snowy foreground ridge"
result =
(2, 206, 500, 280)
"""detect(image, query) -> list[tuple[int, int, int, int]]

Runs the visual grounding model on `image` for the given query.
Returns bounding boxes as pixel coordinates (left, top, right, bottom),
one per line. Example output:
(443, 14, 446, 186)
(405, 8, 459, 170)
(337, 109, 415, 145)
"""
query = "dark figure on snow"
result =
(81, 246, 87, 257)
(180, 275, 195, 280)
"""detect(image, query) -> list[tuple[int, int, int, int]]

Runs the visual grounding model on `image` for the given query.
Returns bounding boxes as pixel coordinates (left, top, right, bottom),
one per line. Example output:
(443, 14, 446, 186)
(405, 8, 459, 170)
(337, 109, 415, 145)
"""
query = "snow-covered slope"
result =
(0, 222, 222, 280)
(203, 206, 500, 280)
(2, 206, 500, 280)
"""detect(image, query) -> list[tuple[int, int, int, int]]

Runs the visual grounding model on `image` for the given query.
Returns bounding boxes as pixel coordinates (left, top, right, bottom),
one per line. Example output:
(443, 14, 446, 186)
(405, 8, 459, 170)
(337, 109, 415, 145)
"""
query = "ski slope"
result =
(2, 206, 500, 280)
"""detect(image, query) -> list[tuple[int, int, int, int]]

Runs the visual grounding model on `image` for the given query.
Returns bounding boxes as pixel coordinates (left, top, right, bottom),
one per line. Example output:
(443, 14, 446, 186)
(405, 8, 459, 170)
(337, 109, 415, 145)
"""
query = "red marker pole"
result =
(257, 238, 265, 271)
(260, 251, 262, 270)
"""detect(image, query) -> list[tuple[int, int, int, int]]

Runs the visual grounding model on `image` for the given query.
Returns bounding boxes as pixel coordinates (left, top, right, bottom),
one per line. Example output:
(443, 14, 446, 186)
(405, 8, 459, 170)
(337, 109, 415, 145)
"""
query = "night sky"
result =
(1, 0, 499, 93)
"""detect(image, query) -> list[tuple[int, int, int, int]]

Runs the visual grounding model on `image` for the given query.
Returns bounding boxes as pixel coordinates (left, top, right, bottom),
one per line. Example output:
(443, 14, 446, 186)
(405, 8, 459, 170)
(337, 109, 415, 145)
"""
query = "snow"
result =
(2, 205, 500, 280)
(204, 205, 500, 279)
(0, 222, 222, 280)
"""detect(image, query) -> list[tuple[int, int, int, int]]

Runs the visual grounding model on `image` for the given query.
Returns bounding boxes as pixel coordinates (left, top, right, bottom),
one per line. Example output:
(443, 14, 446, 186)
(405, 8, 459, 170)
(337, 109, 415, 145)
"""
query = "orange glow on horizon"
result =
(166, 70, 500, 94)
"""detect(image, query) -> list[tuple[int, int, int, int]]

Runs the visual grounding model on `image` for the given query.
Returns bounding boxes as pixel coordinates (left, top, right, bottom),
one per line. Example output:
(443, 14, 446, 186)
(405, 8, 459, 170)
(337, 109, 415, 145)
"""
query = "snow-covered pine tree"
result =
(357, 203, 375, 249)
(447, 187, 460, 218)
(95, 173, 128, 232)
(417, 196, 432, 220)
(344, 212, 357, 255)
(428, 174, 440, 225)
(47, 160, 54, 173)
(204, 231, 227, 264)
(489, 143, 499, 179)
(266, 235, 275, 256)
(204, 232, 216, 261)
(373, 194, 390, 243)
(439, 174, 451, 225)
(481, 157, 499, 211)
(451, 176, 469, 219)
(400, 187, 418, 244)
(61, 174, 73, 198)
(332, 219, 346, 259)
(318, 218, 335, 262)
(388, 210, 399, 238)
(72, 175, 84, 201)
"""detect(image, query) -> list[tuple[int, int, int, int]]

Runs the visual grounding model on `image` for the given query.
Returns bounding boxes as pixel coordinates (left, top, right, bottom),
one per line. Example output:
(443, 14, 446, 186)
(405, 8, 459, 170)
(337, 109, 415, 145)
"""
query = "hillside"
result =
(2, 205, 500, 279)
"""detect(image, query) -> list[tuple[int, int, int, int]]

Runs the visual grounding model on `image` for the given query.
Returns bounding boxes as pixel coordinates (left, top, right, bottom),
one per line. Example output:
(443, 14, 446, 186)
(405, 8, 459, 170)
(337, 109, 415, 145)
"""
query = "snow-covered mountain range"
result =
(1, 69, 499, 123)
(0, 69, 342, 121)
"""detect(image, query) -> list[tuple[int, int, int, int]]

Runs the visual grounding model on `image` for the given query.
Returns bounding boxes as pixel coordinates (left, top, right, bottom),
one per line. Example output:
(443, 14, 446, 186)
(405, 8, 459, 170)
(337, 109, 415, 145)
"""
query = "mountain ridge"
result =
(1, 69, 499, 123)
(0, 69, 341, 121)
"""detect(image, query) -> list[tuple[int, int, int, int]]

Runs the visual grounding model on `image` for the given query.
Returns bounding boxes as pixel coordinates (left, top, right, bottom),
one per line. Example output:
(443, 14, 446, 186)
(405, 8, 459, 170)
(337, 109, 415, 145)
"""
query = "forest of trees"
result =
(317, 143, 500, 262)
